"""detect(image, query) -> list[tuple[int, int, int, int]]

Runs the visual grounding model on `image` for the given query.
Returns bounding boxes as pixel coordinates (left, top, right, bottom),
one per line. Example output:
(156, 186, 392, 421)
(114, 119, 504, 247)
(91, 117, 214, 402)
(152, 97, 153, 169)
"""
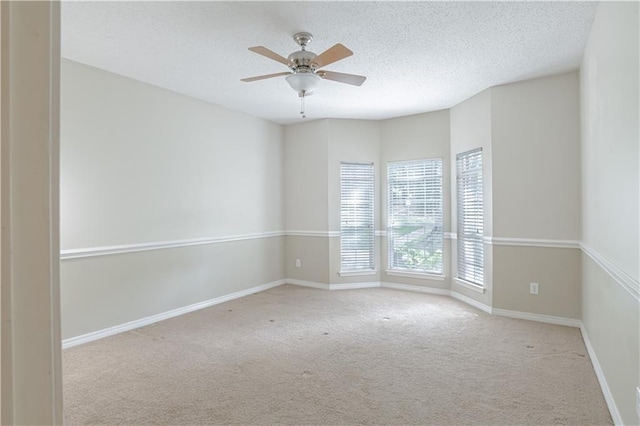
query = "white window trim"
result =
(454, 277, 486, 294)
(386, 269, 446, 281)
(338, 269, 378, 277)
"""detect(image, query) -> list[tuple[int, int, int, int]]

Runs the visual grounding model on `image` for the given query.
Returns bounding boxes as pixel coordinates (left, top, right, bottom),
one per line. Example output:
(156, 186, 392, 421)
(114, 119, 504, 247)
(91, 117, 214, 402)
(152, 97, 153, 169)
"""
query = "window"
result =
(456, 148, 484, 286)
(340, 162, 375, 272)
(387, 159, 443, 274)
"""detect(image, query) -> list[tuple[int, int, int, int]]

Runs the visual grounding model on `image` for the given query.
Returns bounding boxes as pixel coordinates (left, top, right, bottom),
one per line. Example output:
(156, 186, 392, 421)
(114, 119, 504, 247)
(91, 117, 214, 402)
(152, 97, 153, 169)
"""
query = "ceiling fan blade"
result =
(241, 72, 291, 83)
(318, 70, 366, 86)
(248, 46, 290, 66)
(311, 44, 353, 68)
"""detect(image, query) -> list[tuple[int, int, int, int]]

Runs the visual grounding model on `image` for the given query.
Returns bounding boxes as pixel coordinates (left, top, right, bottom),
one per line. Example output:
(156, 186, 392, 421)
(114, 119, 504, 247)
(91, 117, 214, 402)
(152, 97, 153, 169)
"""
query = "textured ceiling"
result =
(61, 1, 597, 125)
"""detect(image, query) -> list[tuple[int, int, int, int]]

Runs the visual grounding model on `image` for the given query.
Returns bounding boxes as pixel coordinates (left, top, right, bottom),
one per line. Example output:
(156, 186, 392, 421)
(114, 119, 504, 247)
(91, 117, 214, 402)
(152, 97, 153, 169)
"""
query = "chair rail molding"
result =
(61, 231, 286, 260)
(581, 242, 639, 302)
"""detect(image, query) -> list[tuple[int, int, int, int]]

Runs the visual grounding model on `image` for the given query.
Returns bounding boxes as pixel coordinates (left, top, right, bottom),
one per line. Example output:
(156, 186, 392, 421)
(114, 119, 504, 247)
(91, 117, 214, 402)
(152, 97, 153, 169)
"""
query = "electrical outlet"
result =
(295, 259, 301, 268)
(530, 282, 539, 295)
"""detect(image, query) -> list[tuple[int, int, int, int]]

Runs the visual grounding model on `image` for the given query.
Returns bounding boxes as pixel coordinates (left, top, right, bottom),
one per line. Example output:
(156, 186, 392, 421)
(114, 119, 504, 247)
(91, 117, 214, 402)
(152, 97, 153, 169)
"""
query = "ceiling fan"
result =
(241, 32, 366, 118)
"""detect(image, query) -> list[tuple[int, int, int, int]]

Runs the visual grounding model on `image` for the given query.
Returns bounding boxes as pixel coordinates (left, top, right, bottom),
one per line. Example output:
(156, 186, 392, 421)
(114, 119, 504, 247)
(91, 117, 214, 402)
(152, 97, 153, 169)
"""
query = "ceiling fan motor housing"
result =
(288, 50, 318, 71)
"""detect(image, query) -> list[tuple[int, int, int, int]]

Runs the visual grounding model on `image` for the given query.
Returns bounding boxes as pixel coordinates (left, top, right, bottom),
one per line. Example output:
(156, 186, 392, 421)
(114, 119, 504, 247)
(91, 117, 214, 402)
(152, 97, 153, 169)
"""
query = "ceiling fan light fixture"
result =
(285, 72, 321, 94)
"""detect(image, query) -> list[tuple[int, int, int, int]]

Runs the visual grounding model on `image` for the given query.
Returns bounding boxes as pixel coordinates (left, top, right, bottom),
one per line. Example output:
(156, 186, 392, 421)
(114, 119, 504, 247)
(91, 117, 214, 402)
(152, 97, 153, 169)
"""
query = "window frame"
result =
(386, 158, 444, 277)
(339, 162, 376, 274)
(455, 148, 484, 288)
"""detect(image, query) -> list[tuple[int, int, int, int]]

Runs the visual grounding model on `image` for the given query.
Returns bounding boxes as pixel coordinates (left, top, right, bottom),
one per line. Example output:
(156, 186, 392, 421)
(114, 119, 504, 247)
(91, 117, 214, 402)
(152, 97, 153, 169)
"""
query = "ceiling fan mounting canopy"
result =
(293, 32, 313, 49)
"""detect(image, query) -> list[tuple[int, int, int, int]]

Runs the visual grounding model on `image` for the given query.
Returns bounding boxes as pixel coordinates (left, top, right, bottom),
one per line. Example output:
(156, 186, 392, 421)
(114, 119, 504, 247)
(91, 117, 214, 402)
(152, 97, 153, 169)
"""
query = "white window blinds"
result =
(340, 162, 375, 271)
(456, 148, 484, 286)
(387, 159, 443, 274)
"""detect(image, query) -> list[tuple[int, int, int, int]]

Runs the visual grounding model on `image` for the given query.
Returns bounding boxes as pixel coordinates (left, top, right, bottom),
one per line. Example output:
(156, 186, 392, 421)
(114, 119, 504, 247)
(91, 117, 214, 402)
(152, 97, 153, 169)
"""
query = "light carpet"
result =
(63, 285, 611, 425)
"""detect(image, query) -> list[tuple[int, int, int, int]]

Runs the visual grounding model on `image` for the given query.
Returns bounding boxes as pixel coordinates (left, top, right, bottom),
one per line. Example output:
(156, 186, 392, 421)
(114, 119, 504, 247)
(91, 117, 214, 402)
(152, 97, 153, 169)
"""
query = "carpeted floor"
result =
(63, 285, 611, 425)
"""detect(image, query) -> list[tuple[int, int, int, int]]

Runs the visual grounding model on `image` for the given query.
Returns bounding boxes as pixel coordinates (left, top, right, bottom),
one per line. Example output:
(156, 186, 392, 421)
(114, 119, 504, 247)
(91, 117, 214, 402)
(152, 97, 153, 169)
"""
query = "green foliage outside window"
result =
(390, 223, 442, 272)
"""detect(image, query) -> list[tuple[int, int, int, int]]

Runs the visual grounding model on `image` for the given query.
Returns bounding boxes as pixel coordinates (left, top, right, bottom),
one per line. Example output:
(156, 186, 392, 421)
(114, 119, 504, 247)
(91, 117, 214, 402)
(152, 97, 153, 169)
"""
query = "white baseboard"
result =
(287, 280, 449, 294)
(493, 308, 581, 328)
(329, 282, 380, 290)
(450, 291, 493, 314)
(381, 282, 451, 296)
(580, 324, 622, 425)
(62, 279, 287, 349)
(285, 278, 330, 290)
(286, 279, 381, 291)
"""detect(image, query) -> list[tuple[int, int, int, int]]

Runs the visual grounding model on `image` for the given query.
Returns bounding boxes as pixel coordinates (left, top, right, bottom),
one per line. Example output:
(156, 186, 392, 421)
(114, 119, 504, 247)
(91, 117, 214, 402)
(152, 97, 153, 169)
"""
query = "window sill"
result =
(338, 269, 378, 277)
(385, 270, 446, 281)
(454, 278, 485, 293)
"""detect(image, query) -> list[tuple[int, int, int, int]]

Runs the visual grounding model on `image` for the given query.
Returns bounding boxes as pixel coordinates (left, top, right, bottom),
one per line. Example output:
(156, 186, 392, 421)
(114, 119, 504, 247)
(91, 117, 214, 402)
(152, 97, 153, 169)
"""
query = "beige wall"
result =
(492, 246, 581, 318)
(284, 120, 329, 232)
(490, 72, 582, 318)
(285, 235, 330, 284)
(580, 2, 639, 424)
(581, 4, 639, 281)
(491, 72, 581, 241)
(62, 60, 284, 248)
(283, 120, 331, 284)
(449, 90, 494, 306)
(448, 73, 584, 319)
(61, 60, 285, 339)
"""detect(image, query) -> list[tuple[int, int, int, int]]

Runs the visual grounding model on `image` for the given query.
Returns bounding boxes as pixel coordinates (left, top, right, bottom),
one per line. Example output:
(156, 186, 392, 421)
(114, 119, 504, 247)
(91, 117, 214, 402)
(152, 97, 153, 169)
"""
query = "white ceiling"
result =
(61, 1, 597, 125)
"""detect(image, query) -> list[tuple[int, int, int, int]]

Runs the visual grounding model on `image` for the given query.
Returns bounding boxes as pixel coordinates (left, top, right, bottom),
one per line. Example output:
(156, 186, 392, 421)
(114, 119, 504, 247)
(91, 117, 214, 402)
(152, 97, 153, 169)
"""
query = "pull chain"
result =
(300, 91, 306, 119)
